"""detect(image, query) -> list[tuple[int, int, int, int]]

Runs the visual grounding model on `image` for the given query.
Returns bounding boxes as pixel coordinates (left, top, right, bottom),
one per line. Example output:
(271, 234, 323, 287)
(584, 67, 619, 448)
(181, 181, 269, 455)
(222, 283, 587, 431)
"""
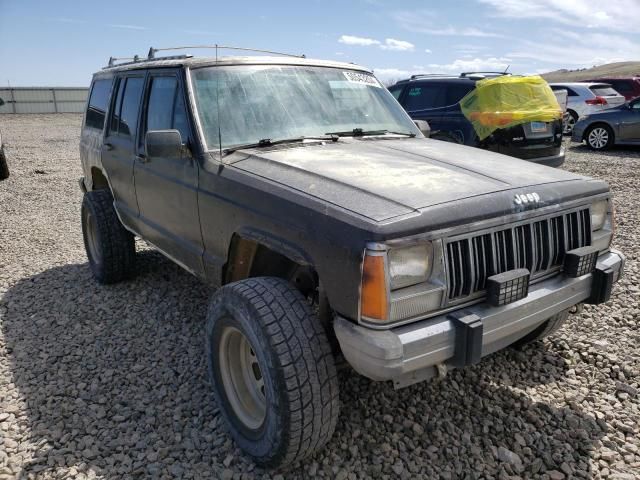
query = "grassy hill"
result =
(541, 61, 640, 82)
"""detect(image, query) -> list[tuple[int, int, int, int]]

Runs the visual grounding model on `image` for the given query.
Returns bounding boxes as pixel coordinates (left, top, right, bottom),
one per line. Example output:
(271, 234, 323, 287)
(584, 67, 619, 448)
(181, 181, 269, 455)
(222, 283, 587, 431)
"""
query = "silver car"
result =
(572, 97, 640, 150)
(549, 82, 626, 134)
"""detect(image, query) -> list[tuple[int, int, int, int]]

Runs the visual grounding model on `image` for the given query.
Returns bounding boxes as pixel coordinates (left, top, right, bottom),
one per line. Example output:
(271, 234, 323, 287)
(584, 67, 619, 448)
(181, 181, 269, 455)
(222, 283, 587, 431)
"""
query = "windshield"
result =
(190, 65, 419, 150)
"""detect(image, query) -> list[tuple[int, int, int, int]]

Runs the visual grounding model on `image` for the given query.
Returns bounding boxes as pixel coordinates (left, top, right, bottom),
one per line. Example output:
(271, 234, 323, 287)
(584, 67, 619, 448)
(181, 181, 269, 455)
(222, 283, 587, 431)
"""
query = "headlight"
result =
(388, 243, 432, 290)
(591, 199, 608, 231)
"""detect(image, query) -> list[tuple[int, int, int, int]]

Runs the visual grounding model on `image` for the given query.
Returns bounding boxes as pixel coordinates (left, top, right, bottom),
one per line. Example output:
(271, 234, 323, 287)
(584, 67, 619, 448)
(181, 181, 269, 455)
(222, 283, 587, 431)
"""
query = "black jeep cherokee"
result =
(388, 73, 565, 167)
(79, 49, 624, 468)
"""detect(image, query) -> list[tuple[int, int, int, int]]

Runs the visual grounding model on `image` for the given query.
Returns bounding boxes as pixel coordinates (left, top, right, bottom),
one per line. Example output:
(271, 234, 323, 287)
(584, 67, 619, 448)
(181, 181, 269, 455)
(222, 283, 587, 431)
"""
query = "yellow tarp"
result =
(459, 75, 562, 140)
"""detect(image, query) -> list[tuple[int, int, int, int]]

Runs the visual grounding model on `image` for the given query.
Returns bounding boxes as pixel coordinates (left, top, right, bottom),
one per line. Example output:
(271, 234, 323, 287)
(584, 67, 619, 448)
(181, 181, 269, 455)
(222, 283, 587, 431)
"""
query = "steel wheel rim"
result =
(218, 326, 266, 430)
(85, 210, 102, 264)
(588, 127, 608, 149)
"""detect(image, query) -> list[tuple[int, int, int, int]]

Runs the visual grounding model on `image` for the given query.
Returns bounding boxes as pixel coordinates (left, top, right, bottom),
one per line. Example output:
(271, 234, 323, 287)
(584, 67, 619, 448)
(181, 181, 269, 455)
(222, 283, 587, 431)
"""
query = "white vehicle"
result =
(549, 82, 626, 134)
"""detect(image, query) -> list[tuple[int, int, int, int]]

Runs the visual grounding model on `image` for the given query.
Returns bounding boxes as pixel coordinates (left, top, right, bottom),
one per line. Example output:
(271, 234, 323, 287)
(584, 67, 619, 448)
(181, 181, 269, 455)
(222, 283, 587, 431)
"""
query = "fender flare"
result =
(232, 227, 314, 267)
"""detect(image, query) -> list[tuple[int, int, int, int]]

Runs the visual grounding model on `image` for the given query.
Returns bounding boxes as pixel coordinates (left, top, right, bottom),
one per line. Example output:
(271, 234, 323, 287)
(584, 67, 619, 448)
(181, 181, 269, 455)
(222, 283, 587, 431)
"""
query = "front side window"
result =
(191, 65, 418, 150)
(85, 79, 112, 130)
(145, 76, 189, 142)
(388, 85, 403, 100)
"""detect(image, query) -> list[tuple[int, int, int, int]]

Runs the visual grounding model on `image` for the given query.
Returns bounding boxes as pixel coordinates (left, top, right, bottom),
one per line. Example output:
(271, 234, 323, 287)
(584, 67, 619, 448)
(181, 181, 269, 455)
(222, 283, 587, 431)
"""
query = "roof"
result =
(97, 55, 371, 75)
(585, 76, 640, 80)
(391, 76, 476, 86)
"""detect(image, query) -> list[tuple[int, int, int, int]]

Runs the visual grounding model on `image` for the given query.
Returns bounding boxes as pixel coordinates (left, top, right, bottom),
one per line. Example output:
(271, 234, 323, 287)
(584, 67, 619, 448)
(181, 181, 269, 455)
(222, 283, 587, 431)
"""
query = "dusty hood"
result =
(230, 138, 590, 221)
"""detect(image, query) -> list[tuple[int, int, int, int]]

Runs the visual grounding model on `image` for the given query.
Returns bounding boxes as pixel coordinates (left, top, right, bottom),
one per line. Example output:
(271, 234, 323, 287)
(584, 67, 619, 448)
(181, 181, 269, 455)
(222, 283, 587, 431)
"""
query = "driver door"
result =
(133, 70, 204, 276)
(620, 100, 640, 141)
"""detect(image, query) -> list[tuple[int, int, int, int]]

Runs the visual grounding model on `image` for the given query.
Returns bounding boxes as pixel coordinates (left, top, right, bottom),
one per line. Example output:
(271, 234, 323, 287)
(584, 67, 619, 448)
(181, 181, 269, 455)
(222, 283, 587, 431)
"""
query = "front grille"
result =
(446, 208, 591, 301)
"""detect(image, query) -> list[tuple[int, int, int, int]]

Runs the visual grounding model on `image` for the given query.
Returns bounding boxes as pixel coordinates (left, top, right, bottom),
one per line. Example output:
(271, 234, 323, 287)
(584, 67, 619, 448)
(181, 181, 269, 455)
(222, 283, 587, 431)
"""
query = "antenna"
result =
(503, 65, 510, 74)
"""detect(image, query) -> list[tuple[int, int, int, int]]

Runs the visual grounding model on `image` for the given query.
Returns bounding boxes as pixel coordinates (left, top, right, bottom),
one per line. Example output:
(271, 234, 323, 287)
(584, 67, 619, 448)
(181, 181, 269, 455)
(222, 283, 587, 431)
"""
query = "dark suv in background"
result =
(586, 77, 640, 101)
(388, 73, 565, 167)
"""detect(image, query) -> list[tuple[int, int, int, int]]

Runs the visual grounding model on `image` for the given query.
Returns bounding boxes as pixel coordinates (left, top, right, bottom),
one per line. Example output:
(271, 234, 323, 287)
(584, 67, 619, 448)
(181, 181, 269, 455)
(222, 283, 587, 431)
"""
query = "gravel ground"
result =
(0, 114, 638, 480)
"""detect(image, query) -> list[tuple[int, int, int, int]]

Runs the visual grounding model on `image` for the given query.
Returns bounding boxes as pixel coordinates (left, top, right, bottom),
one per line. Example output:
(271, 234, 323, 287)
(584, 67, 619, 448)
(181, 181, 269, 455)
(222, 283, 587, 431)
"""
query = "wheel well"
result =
(91, 167, 109, 190)
(224, 235, 339, 354)
(224, 235, 318, 297)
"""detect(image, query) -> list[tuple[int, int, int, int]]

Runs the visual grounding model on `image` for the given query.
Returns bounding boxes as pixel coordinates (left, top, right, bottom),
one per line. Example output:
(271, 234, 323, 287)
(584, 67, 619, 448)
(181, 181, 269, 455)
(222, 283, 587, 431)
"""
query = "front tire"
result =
(206, 277, 340, 468)
(81, 190, 135, 284)
(0, 146, 9, 180)
(585, 124, 614, 151)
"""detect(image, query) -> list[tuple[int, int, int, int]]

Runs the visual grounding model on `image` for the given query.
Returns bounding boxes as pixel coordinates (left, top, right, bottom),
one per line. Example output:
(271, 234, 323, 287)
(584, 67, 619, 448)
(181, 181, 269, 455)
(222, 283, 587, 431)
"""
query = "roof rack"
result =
(104, 54, 191, 69)
(148, 45, 306, 59)
(104, 45, 306, 69)
(409, 73, 454, 80)
(460, 71, 511, 78)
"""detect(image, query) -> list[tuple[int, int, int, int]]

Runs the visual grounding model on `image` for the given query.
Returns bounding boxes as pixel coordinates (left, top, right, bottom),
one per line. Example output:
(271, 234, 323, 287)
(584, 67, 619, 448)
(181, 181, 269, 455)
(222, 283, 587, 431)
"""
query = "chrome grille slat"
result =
(446, 208, 591, 301)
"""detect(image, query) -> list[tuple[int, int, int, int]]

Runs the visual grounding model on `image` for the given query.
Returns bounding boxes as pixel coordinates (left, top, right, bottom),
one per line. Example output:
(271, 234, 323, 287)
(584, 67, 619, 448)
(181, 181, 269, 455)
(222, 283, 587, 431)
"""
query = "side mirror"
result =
(0, 97, 4, 106)
(145, 129, 183, 158)
(414, 120, 431, 138)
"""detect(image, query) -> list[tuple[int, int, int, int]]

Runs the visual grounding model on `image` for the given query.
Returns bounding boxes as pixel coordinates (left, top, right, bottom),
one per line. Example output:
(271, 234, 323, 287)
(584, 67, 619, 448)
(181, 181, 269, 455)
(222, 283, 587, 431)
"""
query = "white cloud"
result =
(506, 30, 640, 69)
(107, 24, 146, 30)
(338, 35, 416, 52)
(394, 11, 503, 37)
(424, 48, 432, 54)
(373, 68, 414, 81)
(380, 38, 415, 51)
(338, 35, 380, 46)
(427, 57, 512, 73)
(478, 0, 640, 32)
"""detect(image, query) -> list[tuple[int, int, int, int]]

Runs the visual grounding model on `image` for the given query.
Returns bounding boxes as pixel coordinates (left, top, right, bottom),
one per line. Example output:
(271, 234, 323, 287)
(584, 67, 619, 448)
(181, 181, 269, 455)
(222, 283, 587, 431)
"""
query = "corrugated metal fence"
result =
(0, 87, 89, 114)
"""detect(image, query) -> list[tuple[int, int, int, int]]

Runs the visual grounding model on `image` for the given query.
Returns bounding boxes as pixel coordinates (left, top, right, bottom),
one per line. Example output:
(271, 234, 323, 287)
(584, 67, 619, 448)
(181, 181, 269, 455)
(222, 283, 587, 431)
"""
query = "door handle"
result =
(136, 154, 149, 163)
(103, 143, 113, 151)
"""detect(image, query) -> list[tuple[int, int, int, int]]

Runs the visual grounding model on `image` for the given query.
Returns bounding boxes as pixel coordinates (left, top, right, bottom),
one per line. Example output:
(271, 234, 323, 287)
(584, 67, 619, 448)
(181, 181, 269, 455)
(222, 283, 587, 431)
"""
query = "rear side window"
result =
(590, 85, 618, 96)
(145, 76, 189, 142)
(85, 79, 112, 130)
(403, 84, 448, 110)
(110, 77, 144, 138)
(446, 84, 474, 105)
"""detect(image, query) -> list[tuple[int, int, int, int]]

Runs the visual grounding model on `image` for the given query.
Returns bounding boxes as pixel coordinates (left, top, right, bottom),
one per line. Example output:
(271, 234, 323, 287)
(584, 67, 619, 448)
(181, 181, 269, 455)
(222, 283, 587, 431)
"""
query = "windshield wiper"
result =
(325, 128, 416, 138)
(222, 135, 338, 156)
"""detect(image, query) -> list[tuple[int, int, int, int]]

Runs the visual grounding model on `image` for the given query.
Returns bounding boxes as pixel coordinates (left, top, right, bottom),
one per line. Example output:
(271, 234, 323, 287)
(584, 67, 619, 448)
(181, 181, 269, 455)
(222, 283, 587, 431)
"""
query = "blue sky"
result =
(1, 0, 639, 86)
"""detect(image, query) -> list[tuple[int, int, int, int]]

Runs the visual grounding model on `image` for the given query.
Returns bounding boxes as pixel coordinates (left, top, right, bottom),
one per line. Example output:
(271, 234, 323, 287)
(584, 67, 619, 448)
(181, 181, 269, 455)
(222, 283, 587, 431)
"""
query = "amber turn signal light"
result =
(360, 253, 388, 321)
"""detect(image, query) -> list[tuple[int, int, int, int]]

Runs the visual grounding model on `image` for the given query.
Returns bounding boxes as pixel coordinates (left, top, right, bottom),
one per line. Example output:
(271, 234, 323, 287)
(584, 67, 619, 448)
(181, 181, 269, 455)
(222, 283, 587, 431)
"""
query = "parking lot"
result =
(0, 114, 638, 479)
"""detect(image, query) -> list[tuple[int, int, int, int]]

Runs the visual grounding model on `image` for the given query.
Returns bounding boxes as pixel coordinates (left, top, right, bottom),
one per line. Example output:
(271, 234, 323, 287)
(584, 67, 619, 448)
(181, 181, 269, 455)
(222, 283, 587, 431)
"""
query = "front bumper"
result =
(334, 249, 624, 388)
(571, 123, 587, 143)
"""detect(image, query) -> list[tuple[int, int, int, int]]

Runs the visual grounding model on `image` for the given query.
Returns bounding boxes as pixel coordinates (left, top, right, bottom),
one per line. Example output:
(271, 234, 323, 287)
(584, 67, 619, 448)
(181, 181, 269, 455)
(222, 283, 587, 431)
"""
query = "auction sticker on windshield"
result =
(343, 71, 381, 88)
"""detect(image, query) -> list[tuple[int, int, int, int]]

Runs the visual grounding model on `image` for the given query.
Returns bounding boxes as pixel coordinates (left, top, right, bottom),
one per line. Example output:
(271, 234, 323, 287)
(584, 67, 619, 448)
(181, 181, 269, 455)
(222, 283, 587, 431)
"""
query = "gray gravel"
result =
(0, 114, 639, 479)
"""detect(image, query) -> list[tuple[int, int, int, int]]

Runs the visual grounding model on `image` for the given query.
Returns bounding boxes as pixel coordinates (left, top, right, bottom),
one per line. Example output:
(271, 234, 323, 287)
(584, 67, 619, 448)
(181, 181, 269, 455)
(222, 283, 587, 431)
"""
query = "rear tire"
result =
(0, 146, 9, 180)
(585, 124, 614, 151)
(81, 190, 136, 284)
(564, 110, 578, 135)
(206, 277, 340, 468)
(511, 311, 570, 347)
